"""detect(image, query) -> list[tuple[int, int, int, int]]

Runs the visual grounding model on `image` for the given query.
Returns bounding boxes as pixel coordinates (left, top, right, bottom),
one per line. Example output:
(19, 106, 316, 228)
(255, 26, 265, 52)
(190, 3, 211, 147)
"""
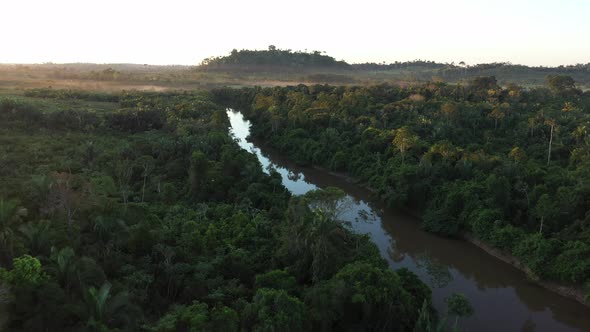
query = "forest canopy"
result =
(0, 89, 433, 331)
(212, 75, 590, 296)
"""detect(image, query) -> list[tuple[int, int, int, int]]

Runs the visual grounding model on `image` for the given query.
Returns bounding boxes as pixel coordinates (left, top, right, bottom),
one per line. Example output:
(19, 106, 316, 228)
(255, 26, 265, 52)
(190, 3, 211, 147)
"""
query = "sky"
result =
(2, 0, 589, 66)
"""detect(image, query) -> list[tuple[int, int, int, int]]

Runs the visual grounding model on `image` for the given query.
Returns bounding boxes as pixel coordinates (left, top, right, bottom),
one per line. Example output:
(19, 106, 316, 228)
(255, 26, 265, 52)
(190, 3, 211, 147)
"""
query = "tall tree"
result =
(0, 199, 27, 261)
(113, 159, 133, 209)
(136, 155, 154, 203)
(489, 108, 505, 130)
(393, 126, 418, 164)
(545, 119, 557, 165)
(47, 172, 89, 235)
(534, 194, 557, 234)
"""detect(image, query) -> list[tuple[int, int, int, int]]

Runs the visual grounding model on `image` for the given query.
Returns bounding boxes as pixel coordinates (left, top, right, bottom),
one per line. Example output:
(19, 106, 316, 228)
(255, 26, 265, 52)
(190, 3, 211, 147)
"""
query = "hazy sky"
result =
(2, 0, 589, 66)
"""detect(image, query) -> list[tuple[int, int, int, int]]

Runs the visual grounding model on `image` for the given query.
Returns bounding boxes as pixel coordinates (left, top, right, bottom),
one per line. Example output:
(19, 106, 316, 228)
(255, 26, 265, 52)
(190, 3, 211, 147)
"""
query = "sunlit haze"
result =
(2, 0, 589, 66)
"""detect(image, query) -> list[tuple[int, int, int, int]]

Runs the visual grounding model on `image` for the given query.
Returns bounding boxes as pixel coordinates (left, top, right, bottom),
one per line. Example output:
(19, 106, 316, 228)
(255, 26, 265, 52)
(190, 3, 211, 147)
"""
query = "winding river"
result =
(227, 109, 590, 332)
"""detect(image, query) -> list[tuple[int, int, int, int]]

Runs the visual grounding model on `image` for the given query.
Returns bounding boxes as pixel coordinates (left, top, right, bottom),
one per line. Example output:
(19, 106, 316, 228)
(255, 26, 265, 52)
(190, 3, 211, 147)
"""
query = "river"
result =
(227, 109, 590, 332)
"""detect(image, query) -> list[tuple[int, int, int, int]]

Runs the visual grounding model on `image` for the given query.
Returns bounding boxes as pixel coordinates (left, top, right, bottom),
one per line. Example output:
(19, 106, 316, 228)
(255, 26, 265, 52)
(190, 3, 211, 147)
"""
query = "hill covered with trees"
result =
(199, 46, 349, 71)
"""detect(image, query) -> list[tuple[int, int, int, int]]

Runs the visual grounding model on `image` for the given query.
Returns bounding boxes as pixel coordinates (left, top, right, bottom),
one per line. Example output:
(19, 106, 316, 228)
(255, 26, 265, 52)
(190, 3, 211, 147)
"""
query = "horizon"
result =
(2, 0, 589, 67)
(1, 47, 589, 68)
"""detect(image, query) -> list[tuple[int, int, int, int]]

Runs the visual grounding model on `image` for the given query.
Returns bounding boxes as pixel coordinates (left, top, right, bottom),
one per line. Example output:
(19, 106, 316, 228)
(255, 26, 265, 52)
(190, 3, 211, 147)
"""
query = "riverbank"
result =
(465, 235, 590, 308)
(308, 160, 590, 308)
(230, 108, 590, 330)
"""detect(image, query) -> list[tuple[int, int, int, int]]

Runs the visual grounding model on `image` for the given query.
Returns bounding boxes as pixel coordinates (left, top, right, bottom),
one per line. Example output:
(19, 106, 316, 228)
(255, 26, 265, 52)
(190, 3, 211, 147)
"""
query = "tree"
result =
(508, 147, 526, 163)
(393, 126, 418, 164)
(0, 255, 46, 286)
(84, 282, 132, 330)
(546, 75, 578, 96)
(246, 288, 306, 332)
(545, 119, 557, 165)
(255, 270, 297, 293)
(305, 262, 424, 331)
(488, 108, 505, 130)
(303, 187, 352, 221)
(534, 194, 557, 234)
(189, 150, 209, 199)
(47, 172, 89, 235)
(562, 102, 577, 114)
(18, 221, 51, 257)
(269, 105, 282, 132)
(414, 299, 447, 332)
(429, 141, 459, 162)
(573, 125, 588, 145)
(148, 302, 209, 332)
(209, 110, 226, 128)
(527, 116, 538, 137)
(0, 199, 27, 261)
(445, 293, 474, 330)
(470, 76, 498, 93)
(82, 140, 97, 169)
(440, 102, 457, 124)
(114, 159, 133, 209)
(136, 155, 155, 203)
(48, 247, 77, 291)
(414, 300, 432, 332)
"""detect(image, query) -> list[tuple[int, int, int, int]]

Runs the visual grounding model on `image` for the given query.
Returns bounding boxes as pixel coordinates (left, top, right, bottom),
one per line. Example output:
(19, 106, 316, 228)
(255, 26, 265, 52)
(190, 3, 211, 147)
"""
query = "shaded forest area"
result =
(0, 90, 436, 331)
(212, 75, 590, 301)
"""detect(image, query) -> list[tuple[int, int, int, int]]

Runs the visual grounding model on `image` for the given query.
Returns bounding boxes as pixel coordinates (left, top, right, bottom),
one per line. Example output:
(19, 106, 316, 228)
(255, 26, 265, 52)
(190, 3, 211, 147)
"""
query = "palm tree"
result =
(545, 119, 557, 165)
(48, 247, 77, 291)
(84, 282, 133, 330)
(0, 199, 27, 261)
(18, 221, 51, 256)
(488, 108, 505, 130)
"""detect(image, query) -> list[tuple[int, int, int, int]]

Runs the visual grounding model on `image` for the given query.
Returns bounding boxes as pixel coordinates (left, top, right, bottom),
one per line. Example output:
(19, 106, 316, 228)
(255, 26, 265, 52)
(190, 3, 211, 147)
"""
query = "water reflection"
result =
(227, 109, 590, 332)
(228, 110, 317, 196)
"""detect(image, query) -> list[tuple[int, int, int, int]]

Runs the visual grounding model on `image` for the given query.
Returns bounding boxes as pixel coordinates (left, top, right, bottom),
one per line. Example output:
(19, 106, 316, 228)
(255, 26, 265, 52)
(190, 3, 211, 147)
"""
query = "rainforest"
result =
(1, 48, 590, 332)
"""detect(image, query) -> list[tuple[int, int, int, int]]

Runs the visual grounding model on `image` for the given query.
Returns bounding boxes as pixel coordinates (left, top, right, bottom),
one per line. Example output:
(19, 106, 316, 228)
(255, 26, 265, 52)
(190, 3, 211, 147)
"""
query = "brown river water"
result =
(227, 109, 590, 332)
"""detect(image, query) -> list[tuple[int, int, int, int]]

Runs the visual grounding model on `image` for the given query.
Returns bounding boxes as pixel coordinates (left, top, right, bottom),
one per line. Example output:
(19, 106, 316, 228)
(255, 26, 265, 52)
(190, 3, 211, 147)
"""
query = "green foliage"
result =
(201, 46, 349, 69)
(304, 262, 427, 331)
(303, 187, 349, 220)
(551, 241, 590, 283)
(513, 234, 560, 279)
(0, 255, 46, 286)
(446, 293, 474, 317)
(245, 288, 307, 332)
(148, 302, 210, 332)
(445, 293, 474, 329)
(255, 270, 297, 293)
(215, 81, 590, 294)
(546, 75, 580, 96)
(0, 90, 431, 331)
